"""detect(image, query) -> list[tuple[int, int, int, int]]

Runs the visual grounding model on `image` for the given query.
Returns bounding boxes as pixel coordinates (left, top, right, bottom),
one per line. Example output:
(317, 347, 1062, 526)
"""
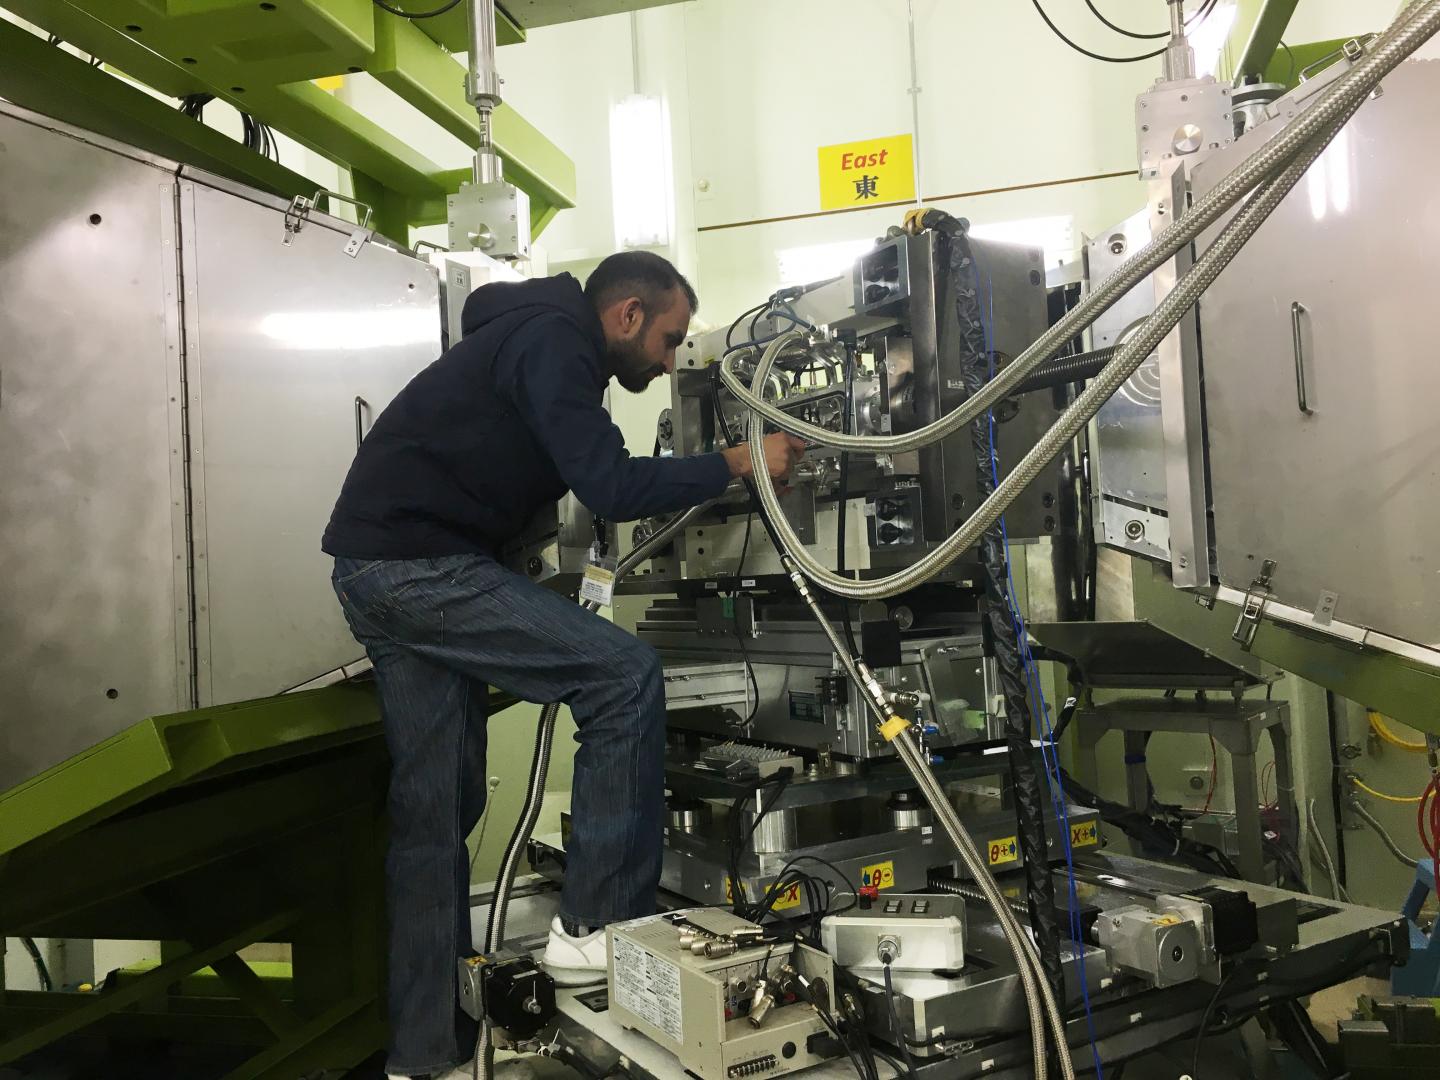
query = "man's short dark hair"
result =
(584, 250, 699, 319)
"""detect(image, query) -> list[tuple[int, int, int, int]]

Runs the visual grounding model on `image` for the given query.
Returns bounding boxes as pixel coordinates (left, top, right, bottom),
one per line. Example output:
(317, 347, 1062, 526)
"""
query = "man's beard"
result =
(608, 338, 664, 393)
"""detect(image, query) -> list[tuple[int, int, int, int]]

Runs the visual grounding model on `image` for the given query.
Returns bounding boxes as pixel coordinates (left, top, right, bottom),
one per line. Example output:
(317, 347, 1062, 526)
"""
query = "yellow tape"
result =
(878, 715, 910, 742)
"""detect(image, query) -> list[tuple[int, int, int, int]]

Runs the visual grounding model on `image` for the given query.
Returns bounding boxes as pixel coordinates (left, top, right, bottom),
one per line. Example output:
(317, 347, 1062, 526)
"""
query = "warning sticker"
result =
(611, 934, 683, 1043)
(860, 861, 895, 890)
(726, 878, 803, 911)
(988, 836, 1020, 866)
(1070, 821, 1099, 848)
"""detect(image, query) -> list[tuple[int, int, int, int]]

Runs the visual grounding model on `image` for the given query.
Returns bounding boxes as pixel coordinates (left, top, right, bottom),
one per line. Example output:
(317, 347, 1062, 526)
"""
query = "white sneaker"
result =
(541, 915, 608, 986)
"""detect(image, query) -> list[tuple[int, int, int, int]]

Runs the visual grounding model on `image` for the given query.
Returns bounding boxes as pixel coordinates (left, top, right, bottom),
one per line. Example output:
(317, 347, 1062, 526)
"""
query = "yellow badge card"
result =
(818, 134, 916, 211)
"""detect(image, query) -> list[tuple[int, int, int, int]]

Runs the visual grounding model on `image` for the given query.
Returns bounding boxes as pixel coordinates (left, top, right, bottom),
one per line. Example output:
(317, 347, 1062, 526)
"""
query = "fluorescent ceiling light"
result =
(1190, 1, 1238, 78)
(969, 215, 1076, 264)
(775, 238, 875, 286)
(610, 94, 671, 249)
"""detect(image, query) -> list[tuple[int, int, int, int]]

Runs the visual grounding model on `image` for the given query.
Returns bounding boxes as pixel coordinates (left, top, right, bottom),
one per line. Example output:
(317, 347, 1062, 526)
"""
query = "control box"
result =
(607, 909, 838, 1080)
(820, 893, 966, 972)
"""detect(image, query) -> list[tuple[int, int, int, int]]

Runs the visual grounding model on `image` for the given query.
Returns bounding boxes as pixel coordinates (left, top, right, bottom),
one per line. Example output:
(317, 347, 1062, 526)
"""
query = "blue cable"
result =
(976, 266, 1104, 1079)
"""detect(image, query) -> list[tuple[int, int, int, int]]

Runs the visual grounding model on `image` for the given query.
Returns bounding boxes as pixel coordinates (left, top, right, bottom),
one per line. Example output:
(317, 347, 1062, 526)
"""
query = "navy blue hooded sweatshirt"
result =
(322, 272, 731, 559)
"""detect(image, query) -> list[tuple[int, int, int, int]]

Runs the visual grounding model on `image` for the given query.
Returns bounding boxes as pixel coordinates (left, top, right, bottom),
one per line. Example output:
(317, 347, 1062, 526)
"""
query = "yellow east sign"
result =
(817, 134, 916, 211)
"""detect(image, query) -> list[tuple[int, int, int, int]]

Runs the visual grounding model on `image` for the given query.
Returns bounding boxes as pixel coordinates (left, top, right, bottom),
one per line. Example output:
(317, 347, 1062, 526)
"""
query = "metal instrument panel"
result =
(1191, 59, 1440, 649)
(1086, 210, 1172, 562)
(0, 107, 187, 793)
(181, 180, 441, 704)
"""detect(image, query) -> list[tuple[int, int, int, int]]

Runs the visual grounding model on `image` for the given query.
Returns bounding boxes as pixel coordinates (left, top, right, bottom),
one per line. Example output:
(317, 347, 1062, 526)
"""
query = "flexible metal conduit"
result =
(720, 2, 1437, 459)
(778, 557, 1064, 1080)
(741, 2, 1440, 603)
(475, 503, 712, 1079)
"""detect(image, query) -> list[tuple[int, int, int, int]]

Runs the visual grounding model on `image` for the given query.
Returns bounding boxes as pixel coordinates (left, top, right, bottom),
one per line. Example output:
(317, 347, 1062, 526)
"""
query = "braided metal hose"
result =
(746, 1, 1440, 602)
(720, 0, 1440, 457)
(779, 559, 1061, 1080)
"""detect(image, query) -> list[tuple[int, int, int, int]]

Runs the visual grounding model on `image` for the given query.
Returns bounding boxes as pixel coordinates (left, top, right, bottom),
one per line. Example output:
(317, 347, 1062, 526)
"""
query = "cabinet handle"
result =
(1291, 301, 1312, 415)
(355, 396, 369, 450)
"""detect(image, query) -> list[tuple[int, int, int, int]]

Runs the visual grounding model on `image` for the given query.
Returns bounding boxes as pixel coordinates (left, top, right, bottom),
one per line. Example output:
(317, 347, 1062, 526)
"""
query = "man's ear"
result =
(619, 296, 645, 334)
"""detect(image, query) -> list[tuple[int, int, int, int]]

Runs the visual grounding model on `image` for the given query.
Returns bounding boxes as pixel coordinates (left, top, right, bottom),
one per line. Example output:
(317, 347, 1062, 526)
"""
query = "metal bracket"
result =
(1231, 559, 1277, 650)
(282, 190, 374, 257)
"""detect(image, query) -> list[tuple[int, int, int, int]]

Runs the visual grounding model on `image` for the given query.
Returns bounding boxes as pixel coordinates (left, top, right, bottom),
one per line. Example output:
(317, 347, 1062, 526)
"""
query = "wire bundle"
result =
(1031, 0, 1220, 64)
(1418, 775, 1440, 902)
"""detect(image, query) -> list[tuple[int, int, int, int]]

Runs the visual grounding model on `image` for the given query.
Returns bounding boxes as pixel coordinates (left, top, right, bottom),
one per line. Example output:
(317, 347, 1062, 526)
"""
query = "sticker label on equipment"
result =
(1070, 821, 1099, 848)
(611, 934, 683, 1043)
(726, 878, 803, 911)
(579, 560, 616, 606)
(988, 836, 1019, 866)
(860, 860, 895, 890)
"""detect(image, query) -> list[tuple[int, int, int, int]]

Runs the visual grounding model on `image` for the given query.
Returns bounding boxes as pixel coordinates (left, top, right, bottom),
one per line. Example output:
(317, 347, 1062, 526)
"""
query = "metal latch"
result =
(281, 195, 313, 246)
(281, 189, 374, 257)
(1231, 559, 1277, 650)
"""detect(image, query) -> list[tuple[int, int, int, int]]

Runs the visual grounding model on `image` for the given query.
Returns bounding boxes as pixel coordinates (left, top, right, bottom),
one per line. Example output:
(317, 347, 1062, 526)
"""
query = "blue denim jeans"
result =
(331, 554, 666, 1076)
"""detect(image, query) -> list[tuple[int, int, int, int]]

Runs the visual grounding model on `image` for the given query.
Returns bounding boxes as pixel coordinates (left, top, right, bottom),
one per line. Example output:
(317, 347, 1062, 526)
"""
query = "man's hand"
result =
(723, 433, 807, 483)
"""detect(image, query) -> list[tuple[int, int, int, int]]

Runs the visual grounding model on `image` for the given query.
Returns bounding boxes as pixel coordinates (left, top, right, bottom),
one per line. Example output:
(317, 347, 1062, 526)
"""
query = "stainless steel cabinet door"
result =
(180, 180, 441, 705)
(1194, 61, 1440, 649)
(0, 110, 188, 791)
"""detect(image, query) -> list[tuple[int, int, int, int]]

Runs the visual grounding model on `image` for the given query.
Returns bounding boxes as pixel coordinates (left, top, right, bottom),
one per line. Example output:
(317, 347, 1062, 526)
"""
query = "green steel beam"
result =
(0, 19, 313, 199)
(409, 1, 526, 53)
(1234, 0, 1301, 82)
(0, 0, 575, 243)
(370, 14, 576, 219)
(0, 908, 302, 1064)
(1263, 36, 1354, 85)
(0, 685, 380, 860)
(1132, 561, 1440, 735)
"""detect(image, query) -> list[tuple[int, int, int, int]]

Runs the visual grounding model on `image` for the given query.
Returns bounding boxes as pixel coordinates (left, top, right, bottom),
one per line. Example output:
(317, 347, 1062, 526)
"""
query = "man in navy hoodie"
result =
(323, 251, 803, 1080)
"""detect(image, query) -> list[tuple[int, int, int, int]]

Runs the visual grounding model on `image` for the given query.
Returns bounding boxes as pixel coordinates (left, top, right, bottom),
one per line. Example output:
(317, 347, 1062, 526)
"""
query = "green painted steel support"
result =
(0, 19, 313, 200)
(0, 688, 392, 1074)
(0, 0, 575, 244)
(0, 685, 380, 862)
(370, 13, 575, 220)
(1132, 561, 1440, 735)
(1234, 0, 1302, 82)
(0, 909, 302, 1063)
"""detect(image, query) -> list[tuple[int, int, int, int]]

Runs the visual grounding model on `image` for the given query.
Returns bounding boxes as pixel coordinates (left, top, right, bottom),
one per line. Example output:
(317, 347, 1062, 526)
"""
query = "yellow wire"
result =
(1368, 710, 1429, 753)
(1349, 775, 1424, 804)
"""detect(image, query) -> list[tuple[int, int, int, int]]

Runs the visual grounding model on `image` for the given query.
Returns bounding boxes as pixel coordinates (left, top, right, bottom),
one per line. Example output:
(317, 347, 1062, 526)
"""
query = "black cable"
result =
(1031, 0, 1167, 63)
(1279, 40, 1298, 85)
(1082, 0, 1217, 41)
(835, 339, 861, 657)
(728, 769, 794, 915)
(922, 207, 1065, 1002)
(371, 0, 464, 18)
(881, 962, 919, 1080)
(20, 937, 53, 992)
(1324, 691, 1350, 890)
(1190, 964, 1239, 1077)
(730, 509, 759, 725)
(726, 302, 770, 353)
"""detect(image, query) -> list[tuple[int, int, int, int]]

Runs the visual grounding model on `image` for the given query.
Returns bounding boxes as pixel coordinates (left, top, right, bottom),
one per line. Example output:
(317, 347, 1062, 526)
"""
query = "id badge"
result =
(580, 545, 617, 607)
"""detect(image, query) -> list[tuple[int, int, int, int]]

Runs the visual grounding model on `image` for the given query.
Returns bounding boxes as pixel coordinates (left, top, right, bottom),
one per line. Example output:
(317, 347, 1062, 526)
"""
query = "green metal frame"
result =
(0, 687, 389, 1076)
(1232, 0, 1302, 83)
(1130, 561, 1440, 737)
(0, 0, 575, 245)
